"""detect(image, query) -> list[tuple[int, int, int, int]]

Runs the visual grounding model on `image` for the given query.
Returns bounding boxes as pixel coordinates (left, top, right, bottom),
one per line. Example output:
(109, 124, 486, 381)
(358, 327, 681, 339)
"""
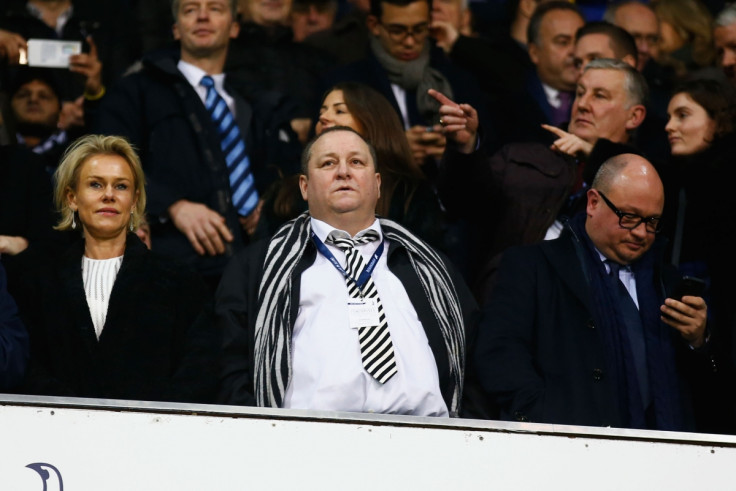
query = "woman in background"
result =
(662, 78, 736, 434)
(653, 0, 717, 78)
(270, 82, 447, 249)
(17, 135, 218, 403)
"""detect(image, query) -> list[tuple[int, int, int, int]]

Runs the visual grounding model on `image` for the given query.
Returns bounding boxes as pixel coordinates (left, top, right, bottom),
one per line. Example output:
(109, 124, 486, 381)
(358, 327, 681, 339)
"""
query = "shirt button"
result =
(592, 368, 604, 381)
(586, 319, 596, 329)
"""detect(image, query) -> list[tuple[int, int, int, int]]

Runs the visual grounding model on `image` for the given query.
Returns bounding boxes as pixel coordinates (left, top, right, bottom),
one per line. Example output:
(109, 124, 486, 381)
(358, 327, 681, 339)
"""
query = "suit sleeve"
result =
(166, 270, 220, 404)
(215, 244, 268, 406)
(473, 246, 546, 422)
(437, 139, 499, 219)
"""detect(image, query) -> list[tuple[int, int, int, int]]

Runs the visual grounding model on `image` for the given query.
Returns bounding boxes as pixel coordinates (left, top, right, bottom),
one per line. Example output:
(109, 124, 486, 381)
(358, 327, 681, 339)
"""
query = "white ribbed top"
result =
(82, 256, 124, 339)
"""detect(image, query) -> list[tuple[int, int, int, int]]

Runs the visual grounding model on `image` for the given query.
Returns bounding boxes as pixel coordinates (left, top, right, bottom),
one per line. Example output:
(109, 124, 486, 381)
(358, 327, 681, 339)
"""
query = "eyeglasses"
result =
(597, 190, 662, 233)
(380, 22, 429, 41)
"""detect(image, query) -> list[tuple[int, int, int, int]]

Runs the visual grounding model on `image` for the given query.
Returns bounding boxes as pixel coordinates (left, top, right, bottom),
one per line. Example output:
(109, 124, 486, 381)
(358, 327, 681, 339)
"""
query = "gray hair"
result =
(715, 3, 736, 27)
(583, 58, 649, 108)
(171, 0, 238, 20)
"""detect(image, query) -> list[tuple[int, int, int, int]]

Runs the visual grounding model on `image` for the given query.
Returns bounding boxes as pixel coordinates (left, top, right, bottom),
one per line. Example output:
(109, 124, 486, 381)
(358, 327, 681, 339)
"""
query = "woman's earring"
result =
(71, 211, 76, 230)
(130, 212, 134, 232)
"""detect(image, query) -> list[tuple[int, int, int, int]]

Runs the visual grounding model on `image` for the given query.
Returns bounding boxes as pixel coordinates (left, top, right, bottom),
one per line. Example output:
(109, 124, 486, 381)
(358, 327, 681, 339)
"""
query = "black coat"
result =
(474, 229, 713, 429)
(16, 235, 219, 403)
(0, 144, 61, 296)
(95, 51, 302, 277)
(216, 233, 479, 412)
(438, 138, 637, 303)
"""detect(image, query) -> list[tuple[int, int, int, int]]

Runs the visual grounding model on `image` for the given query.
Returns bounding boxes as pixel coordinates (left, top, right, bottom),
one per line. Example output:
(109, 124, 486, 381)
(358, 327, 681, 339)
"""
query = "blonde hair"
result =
(54, 134, 147, 232)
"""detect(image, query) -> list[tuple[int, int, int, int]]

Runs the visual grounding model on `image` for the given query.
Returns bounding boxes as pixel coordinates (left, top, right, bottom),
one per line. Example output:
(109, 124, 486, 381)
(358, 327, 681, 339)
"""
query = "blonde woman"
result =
(17, 135, 218, 403)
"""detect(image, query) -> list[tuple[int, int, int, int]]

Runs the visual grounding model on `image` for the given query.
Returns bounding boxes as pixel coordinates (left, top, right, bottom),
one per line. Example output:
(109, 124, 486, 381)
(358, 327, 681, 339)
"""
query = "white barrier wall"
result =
(1, 394, 734, 490)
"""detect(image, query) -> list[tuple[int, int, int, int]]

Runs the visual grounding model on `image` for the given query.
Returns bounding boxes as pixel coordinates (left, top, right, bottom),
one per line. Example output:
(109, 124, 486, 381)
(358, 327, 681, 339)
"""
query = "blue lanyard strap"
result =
(311, 232, 384, 290)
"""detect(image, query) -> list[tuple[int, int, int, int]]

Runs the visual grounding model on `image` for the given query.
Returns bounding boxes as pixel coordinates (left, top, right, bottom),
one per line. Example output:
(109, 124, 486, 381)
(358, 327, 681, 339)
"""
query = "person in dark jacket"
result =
(17, 134, 218, 403)
(475, 154, 714, 431)
(217, 127, 477, 417)
(661, 78, 736, 433)
(0, 262, 28, 392)
(96, 0, 301, 287)
(434, 59, 648, 303)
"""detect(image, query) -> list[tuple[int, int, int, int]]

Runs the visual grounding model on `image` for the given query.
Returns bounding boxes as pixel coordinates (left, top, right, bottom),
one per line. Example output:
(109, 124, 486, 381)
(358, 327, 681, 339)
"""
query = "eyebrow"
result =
(85, 175, 132, 181)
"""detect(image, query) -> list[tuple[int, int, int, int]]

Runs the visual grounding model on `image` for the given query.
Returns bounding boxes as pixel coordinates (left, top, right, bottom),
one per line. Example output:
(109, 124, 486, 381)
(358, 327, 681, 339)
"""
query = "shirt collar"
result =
(311, 217, 382, 244)
(177, 59, 226, 91)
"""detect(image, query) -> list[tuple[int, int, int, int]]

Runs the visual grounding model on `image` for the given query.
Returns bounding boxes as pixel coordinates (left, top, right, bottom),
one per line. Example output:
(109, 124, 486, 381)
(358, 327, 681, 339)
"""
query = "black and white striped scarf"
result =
(253, 212, 466, 416)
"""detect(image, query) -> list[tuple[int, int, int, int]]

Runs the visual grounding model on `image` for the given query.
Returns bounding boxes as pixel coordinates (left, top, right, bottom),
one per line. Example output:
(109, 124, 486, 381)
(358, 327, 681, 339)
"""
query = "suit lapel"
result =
(541, 234, 594, 312)
(59, 240, 98, 353)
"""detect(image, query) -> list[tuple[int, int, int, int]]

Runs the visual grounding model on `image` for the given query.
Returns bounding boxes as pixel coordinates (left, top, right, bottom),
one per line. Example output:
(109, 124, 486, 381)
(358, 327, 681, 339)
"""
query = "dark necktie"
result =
(327, 230, 398, 384)
(550, 90, 573, 126)
(607, 260, 651, 408)
(200, 75, 258, 216)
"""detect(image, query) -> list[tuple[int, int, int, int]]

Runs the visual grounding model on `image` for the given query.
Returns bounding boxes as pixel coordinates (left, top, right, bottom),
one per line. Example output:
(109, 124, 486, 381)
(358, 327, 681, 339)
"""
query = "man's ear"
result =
(528, 42, 540, 65)
(622, 54, 637, 69)
(366, 15, 380, 36)
(173, 22, 180, 41)
(375, 172, 381, 199)
(586, 188, 599, 217)
(299, 174, 309, 201)
(625, 104, 647, 131)
(230, 19, 240, 39)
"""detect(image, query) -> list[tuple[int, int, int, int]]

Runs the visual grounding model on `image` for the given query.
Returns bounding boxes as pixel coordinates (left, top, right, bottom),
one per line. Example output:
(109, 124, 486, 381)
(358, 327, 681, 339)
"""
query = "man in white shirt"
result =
(97, 0, 300, 287)
(217, 127, 477, 417)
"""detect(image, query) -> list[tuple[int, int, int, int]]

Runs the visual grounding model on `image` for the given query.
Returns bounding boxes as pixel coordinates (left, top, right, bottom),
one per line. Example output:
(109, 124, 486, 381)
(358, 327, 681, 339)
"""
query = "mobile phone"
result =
(668, 276, 706, 301)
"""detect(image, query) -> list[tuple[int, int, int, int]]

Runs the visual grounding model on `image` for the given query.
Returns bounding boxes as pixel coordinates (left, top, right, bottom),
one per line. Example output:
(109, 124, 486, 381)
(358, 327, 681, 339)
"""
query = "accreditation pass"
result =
(348, 298, 380, 329)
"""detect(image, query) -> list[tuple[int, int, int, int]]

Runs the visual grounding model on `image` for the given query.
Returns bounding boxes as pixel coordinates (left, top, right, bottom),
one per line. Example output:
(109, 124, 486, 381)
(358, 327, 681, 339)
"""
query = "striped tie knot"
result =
(326, 230, 379, 251)
(200, 75, 215, 88)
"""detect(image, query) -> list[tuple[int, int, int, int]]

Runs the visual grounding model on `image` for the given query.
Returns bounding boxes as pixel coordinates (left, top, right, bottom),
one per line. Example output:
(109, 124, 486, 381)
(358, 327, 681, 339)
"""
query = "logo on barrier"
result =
(26, 462, 64, 491)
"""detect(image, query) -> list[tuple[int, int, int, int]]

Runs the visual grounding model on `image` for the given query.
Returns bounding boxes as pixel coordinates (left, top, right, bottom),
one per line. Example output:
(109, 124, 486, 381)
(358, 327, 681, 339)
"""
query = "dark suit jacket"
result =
(474, 228, 712, 429)
(17, 235, 219, 403)
(96, 51, 301, 277)
(438, 138, 639, 303)
(216, 232, 478, 412)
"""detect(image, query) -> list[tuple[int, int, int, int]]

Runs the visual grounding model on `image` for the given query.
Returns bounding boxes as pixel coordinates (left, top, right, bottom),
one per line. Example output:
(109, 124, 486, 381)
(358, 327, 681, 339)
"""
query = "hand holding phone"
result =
(668, 276, 706, 301)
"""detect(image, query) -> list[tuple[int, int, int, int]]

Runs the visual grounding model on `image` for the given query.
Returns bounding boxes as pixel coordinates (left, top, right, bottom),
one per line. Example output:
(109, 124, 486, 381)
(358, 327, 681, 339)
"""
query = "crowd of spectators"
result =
(1, 0, 735, 435)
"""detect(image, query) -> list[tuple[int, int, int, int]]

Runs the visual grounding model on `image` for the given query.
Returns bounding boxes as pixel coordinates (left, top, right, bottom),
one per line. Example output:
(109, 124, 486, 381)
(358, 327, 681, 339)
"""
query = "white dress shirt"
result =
(177, 60, 236, 115)
(542, 83, 564, 109)
(283, 218, 449, 416)
(598, 249, 639, 308)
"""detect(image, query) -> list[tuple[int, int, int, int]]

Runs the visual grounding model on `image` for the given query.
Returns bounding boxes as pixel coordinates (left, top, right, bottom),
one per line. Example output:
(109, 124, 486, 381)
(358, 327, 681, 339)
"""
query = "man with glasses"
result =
(324, 0, 485, 171)
(474, 153, 712, 431)
(436, 59, 647, 303)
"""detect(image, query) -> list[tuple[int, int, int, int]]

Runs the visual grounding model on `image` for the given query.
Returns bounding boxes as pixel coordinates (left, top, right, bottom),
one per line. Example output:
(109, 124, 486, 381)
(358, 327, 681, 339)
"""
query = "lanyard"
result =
(311, 232, 384, 291)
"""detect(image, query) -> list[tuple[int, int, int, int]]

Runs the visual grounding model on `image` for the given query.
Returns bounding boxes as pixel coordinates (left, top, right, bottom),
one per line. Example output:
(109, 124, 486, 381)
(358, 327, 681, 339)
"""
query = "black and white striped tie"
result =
(327, 230, 398, 384)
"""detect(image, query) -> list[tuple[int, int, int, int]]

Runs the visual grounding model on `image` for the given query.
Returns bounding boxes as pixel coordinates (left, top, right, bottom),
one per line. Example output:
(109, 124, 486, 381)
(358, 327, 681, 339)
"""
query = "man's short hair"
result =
(527, 1, 583, 47)
(171, 0, 238, 19)
(584, 58, 649, 107)
(369, 0, 431, 20)
(301, 126, 379, 174)
(602, 0, 655, 24)
(591, 153, 632, 192)
(715, 2, 736, 28)
(576, 21, 639, 64)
